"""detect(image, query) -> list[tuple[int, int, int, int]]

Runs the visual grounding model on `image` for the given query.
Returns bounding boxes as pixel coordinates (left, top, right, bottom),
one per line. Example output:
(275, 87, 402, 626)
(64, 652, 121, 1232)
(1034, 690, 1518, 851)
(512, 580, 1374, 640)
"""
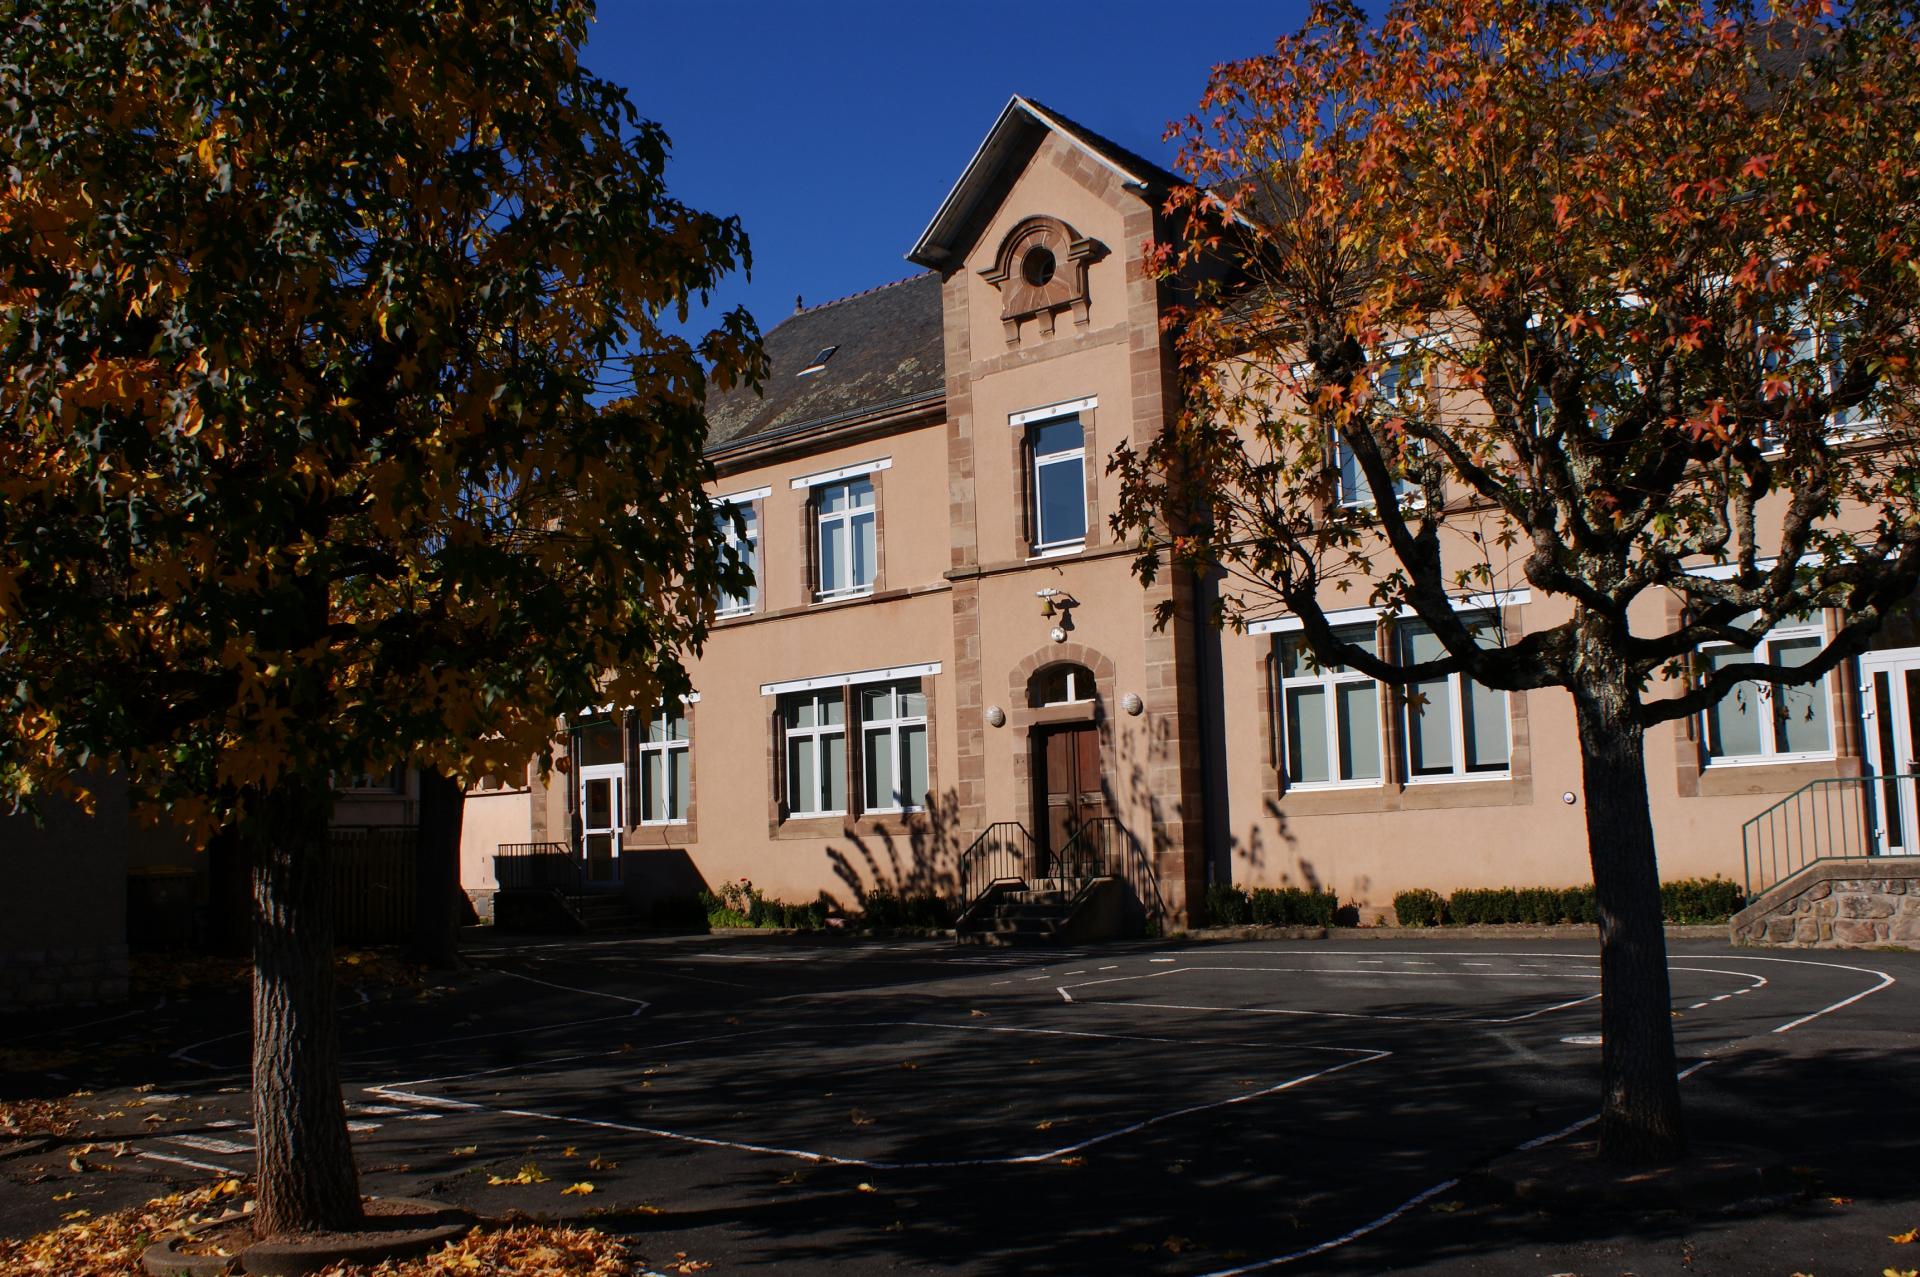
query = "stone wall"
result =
(1730, 857, 1920, 948)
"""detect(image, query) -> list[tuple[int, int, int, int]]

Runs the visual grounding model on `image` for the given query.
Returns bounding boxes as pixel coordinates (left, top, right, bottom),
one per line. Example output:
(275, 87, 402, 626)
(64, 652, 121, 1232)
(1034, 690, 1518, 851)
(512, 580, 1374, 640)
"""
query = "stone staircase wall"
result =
(1730, 857, 1920, 948)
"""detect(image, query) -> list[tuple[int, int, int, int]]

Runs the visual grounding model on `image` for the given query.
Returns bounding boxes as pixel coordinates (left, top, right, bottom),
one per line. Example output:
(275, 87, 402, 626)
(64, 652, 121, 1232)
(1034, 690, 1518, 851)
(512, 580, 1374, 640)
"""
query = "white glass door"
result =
(578, 763, 626, 883)
(1859, 649, 1920, 855)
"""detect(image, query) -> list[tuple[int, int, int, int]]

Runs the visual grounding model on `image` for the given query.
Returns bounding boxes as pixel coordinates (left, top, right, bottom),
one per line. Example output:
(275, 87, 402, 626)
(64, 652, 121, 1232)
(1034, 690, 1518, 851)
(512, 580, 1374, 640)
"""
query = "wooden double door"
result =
(1034, 723, 1108, 877)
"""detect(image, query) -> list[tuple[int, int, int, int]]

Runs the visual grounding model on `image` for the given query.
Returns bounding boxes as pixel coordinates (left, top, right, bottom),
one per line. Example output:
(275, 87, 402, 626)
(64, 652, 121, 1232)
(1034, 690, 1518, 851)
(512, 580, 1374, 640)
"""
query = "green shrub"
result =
(1661, 876, 1747, 924)
(1393, 888, 1446, 927)
(1249, 886, 1338, 927)
(1449, 887, 1520, 925)
(1559, 885, 1598, 924)
(1202, 882, 1252, 926)
(858, 890, 949, 930)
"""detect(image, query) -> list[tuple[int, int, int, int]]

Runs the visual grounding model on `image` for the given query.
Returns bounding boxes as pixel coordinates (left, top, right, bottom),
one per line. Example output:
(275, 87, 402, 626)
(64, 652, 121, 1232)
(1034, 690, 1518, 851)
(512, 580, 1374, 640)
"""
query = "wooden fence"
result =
(330, 826, 417, 945)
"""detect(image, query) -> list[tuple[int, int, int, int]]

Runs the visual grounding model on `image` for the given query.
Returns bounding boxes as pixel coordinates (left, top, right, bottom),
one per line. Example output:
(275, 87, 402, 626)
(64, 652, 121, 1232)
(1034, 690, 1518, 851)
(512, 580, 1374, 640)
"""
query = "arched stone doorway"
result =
(1009, 646, 1116, 878)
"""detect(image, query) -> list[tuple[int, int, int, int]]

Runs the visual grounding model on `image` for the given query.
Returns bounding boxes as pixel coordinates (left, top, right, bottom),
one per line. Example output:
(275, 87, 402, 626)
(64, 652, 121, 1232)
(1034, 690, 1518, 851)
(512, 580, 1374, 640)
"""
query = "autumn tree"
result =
(0, 0, 761, 1235)
(1116, 0, 1920, 1163)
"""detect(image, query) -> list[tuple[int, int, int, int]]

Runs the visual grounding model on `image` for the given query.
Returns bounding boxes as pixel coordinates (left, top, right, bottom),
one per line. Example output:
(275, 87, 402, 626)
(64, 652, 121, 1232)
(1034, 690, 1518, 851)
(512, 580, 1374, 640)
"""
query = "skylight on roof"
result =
(798, 346, 838, 377)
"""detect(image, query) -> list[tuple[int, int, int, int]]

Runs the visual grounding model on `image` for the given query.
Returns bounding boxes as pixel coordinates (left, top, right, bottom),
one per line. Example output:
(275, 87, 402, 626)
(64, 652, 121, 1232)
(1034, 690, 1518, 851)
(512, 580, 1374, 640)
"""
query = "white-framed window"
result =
(814, 477, 876, 599)
(1276, 623, 1383, 788)
(1028, 415, 1087, 550)
(1337, 355, 1422, 508)
(637, 707, 690, 824)
(782, 689, 846, 816)
(716, 503, 758, 617)
(1701, 613, 1833, 764)
(858, 679, 928, 813)
(1398, 613, 1511, 779)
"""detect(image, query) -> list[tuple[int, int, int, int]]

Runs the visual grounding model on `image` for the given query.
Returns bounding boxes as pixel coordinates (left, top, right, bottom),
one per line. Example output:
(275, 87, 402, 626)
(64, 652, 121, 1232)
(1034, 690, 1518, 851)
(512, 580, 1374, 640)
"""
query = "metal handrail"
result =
(1050, 816, 1124, 879)
(1740, 774, 1919, 897)
(495, 841, 578, 892)
(958, 822, 1033, 903)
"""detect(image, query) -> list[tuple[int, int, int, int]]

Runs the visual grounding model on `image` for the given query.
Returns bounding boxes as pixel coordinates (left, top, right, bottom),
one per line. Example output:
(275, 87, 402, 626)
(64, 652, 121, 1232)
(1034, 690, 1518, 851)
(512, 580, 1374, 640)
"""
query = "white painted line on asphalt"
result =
(397, 1114, 442, 1121)
(165, 1134, 252, 1155)
(363, 1088, 483, 1111)
(139, 1150, 238, 1175)
(350, 1104, 408, 1114)
(207, 1120, 246, 1130)
(1738, 955, 1899, 1034)
(1197, 1175, 1463, 1276)
(1689, 1002, 1709, 1009)
(1058, 987, 1072, 1003)
(481, 1043, 1393, 1172)
(347, 1121, 380, 1133)
(494, 970, 652, 1010)
(1150, 958, 1176, 964)
(1099, 965, 1119, 971)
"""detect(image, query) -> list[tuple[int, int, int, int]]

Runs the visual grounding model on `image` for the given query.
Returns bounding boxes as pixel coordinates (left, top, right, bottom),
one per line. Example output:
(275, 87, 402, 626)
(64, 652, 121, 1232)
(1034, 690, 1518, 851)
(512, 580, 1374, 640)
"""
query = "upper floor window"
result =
(1337, 356, 1422, 509)
(1398, 614, 1510, 779)
(637, 707, 691, 824)
(1277, 624, 1382, 788)
(782, 690, 847, 816)
(859, 679, 928, 813)
(344, 765, 405, 792)
(716, 504, 759, 617)
(1029, 416, 1087, 550)
(815, 477, 876, 599)
(1702, 613, 1832, 764)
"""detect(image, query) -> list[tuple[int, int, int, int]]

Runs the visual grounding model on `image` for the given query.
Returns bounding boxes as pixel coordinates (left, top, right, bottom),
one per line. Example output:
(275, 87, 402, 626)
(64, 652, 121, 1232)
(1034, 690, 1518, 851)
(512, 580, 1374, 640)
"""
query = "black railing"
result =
(1049, 816, 1122, 879)
(958, 822, 1034, 902)
(495, 842, 579, 892)
(1741, 775, 1917, 897)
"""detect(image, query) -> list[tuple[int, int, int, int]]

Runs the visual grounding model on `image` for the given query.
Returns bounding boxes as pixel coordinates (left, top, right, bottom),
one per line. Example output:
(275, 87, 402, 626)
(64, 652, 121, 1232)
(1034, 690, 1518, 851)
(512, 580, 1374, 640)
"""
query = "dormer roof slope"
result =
(908, 95, 1184, 270)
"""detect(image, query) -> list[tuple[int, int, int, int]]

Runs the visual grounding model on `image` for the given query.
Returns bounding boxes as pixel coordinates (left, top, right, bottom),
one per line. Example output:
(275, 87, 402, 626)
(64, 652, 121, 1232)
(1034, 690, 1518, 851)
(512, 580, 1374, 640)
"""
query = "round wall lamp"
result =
(986, 705, 1007, 728)
(1121, 693, 1144, 717)
(1561, 791, 1578, 805)
(1049, 625, 1068, 643)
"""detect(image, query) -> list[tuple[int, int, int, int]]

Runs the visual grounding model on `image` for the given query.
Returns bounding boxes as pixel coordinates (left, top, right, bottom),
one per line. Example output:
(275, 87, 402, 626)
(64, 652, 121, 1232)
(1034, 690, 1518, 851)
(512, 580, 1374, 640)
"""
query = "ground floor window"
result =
(1397, 614, 1510, 779)
(637, 707, 691, 824)
(782, 689, 847, 816)
(1277, 623, 1382, 787)
(860, 679, 928, 812)
(1702, 613, 1832, 763)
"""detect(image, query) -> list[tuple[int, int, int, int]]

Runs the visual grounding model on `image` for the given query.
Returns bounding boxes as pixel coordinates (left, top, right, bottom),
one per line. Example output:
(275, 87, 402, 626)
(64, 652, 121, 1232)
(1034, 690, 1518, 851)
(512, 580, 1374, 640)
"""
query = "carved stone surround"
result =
(979, 215, 1102, 346)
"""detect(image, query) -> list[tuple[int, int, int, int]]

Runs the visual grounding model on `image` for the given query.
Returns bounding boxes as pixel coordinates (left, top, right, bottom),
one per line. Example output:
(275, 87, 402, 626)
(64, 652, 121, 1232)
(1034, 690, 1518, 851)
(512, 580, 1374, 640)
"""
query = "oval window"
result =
(1021, 247, 1057, 287)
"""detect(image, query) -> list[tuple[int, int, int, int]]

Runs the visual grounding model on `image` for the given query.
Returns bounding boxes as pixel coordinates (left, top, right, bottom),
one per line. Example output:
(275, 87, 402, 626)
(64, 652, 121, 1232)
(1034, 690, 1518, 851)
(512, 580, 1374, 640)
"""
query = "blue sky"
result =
(588, 1, 1310, 343)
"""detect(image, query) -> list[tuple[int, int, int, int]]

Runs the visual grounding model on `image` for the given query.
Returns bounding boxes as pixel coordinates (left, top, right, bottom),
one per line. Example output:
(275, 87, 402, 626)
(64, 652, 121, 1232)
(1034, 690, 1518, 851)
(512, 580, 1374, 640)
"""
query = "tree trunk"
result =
(1572, 675, 1687, 1166)
(411, 767, 465, 969)
(249, 780, 362, 1237)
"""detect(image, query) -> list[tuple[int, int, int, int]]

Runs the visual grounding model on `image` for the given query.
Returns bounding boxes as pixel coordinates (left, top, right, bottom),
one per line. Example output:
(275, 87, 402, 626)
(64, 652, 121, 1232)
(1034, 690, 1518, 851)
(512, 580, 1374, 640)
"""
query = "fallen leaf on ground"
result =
(1829, 1195, 1854, 1206)
(849, 1109, 875, 1127)
(1892, 1230, 1920, 1245)
(450, 1146, 478, 1157)
(1059, 1156, 1086, 1168)
(856, 1183, 876, 1193)
(1163, 1236, 1193, 1253)
(1034, 1121, 1054, 1132)
(562, 1146, 578, 1158)
(561, 1182, 594, 1196)
(970, 1009, 988, 1017)
(1433, 1200, 1466, 1214)
(587, 1156, 617, 1171)
(487, 1162, 550, 1186)
(60, 1210, 89, 1221)
(49, 1192, 72, 1202)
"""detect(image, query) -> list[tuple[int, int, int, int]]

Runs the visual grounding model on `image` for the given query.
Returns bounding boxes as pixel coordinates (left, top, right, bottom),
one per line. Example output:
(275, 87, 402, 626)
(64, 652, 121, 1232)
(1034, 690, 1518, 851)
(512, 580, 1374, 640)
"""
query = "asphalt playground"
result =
(4, 933, 1920, 1275)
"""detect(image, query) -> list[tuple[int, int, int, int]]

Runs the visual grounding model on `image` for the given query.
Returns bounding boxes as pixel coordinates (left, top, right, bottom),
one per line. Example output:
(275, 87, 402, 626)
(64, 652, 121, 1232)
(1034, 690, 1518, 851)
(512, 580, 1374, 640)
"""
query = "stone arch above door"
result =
(1007, 642, 1116, 731)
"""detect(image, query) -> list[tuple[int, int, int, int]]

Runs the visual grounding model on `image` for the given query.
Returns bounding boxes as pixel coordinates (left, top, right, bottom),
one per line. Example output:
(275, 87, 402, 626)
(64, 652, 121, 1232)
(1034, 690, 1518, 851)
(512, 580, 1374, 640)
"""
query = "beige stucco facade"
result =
(462, 97, 1910, 927)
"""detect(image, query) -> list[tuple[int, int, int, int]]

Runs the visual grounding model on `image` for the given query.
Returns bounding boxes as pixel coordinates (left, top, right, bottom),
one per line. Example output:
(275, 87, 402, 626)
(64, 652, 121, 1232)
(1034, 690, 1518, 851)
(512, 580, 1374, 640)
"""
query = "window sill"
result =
(1702, 753, 1837, 769)
(1027, 542, 1085, 561)
(813, 588, 875, 605)
(1691, 755, 1854, 800)
(1277, 774, 1528, 815)
(1405, 770, 1513, 786)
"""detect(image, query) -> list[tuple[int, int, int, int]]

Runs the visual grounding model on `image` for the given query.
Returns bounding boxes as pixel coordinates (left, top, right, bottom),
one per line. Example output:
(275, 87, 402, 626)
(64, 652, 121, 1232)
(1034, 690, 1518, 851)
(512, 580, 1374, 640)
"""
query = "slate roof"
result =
(704, 272, 945, 455)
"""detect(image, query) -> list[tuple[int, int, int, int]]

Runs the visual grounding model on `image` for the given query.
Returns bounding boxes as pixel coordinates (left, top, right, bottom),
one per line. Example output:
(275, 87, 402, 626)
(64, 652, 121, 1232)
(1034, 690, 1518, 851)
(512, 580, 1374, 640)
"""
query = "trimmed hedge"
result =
(1391, 887, 1447, 928)
(1392, 877, 1745, 927)
(1201, 884, 1339, 928)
